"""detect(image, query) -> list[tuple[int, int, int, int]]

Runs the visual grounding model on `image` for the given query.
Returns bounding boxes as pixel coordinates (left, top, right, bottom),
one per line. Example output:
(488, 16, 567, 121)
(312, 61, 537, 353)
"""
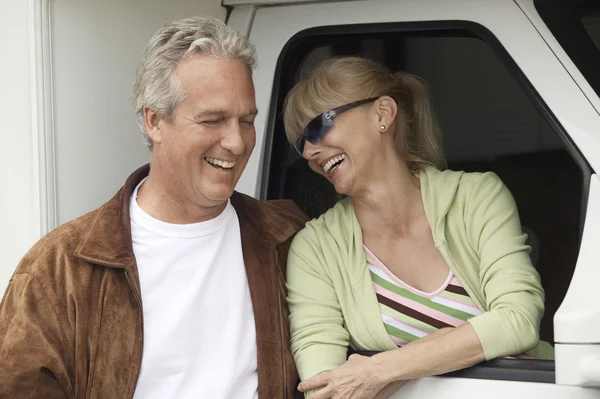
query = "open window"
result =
(263, 21, 592, 383)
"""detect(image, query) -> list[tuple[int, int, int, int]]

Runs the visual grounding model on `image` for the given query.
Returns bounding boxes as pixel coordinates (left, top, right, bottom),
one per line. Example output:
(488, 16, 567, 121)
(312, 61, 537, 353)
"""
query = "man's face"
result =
(148, 55, 257, 211)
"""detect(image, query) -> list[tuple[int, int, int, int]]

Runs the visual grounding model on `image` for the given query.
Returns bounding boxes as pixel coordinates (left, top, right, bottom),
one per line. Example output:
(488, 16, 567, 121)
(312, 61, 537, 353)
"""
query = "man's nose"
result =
(221, 122, 247, 155)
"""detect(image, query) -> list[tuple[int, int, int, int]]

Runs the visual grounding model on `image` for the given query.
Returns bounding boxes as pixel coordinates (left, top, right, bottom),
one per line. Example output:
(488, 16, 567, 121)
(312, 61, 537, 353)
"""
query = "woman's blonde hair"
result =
(283, 56, 446, 172)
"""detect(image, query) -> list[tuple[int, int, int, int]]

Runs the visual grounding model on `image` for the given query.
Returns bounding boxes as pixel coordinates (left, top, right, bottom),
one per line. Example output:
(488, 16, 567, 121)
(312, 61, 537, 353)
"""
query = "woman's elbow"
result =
(506, 308, 541, 354)
(516, 323, 539, 353)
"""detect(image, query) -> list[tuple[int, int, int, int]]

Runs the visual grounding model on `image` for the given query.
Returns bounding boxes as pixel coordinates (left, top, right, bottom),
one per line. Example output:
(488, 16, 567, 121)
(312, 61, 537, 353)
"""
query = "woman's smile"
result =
(320, 153, 347, 180)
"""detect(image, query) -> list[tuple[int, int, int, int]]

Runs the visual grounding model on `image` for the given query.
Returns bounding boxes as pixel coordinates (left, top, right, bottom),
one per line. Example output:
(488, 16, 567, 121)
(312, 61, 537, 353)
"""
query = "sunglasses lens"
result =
(293, 137, 306, 157)
(294, 114, 334, 158)
(305, 116, 328, 143)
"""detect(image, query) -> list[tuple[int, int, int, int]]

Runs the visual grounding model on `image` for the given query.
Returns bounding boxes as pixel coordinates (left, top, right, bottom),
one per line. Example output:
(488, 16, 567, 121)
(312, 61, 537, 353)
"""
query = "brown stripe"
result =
(376, 293, 453, 329)
(445, 283, 469, 296)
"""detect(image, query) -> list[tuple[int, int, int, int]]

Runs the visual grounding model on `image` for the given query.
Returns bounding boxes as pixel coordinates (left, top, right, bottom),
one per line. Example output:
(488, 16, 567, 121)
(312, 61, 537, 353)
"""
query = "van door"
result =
(230, 0, 600, 397)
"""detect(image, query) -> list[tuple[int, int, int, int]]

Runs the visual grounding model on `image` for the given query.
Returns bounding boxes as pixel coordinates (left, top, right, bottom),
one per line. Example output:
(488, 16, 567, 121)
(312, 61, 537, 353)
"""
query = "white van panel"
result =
(556, 344, 600, 386)
(238, 0, 600, 198)
(555, 173, 600, 342)
(390, 376, 600, 398)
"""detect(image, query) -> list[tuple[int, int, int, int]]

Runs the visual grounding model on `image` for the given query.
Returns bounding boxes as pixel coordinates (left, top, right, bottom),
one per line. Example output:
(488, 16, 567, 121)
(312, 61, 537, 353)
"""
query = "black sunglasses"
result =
(293, 97, 379, 158)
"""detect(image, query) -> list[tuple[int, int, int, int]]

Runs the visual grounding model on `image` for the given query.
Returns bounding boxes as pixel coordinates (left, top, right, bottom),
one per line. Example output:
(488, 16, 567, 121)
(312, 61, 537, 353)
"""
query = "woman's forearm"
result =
(371, 323, 486, 385)
(369, 327, 455, 397)
(373, 380, 406, 399)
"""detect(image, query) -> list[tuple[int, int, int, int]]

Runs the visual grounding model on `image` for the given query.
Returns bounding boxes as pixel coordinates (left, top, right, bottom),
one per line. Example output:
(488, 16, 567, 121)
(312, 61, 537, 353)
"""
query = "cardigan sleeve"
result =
(286, 225, 350, 382)
(465, 172, 545, 360)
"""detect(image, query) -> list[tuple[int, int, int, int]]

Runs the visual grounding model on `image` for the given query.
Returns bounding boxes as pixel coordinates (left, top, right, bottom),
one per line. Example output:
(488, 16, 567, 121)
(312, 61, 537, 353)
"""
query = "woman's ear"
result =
(144, 106, 163, 145)
(374, 96, 397, 133)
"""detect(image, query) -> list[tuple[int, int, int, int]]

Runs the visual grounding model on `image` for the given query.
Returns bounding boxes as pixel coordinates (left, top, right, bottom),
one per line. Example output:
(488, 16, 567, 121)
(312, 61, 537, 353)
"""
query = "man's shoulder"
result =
(15, 207, 102, 278)
(262, 199, 308, 224)
(231, 192, 308, 239)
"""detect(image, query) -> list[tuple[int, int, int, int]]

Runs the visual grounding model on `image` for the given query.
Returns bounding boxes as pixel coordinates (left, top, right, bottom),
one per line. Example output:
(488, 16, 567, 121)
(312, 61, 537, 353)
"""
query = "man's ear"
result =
(143, 107, 163, 145)
(374, 96, 397, 131)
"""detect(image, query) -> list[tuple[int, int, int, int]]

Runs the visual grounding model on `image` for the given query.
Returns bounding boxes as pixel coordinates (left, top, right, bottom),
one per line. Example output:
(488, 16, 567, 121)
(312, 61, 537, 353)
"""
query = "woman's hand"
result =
(298, 354, 388, 399)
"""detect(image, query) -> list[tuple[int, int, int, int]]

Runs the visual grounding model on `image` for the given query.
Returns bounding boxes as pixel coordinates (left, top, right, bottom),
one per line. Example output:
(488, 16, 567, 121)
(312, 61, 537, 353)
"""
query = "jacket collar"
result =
(75, 163, 301, 268)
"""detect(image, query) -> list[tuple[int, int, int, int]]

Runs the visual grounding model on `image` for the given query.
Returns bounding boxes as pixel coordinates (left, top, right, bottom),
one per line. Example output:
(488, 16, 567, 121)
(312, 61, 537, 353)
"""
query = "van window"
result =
(264, 22, 592, 382)
(584, 15, 600, 49)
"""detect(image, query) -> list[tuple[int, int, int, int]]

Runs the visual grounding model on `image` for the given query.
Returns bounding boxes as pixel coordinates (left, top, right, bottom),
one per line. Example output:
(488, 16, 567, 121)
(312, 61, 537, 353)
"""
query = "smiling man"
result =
(0, 17, 306, 399)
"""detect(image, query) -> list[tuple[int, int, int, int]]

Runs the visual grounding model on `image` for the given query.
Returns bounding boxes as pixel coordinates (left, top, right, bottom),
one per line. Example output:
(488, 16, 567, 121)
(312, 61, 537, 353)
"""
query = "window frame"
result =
(534, 0, 600, 104)
(353, 350, 555, 383)
(262, 20, 594, 384)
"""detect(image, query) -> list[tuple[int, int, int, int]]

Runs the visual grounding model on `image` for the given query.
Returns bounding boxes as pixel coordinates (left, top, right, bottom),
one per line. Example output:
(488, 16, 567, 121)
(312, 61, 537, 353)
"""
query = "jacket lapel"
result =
(232, 193, 288, 398)
(240, 223, 284, 397)
(74, 164, 150, 269)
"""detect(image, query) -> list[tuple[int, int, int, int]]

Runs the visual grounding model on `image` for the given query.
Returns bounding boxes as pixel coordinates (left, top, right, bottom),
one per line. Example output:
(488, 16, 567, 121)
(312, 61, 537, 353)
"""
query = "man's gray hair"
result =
(133, 17, 257, 150)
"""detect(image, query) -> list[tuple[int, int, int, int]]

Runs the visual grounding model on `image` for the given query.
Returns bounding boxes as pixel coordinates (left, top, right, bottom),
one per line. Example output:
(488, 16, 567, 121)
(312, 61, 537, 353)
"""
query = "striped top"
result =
(365, 246, 482, 347)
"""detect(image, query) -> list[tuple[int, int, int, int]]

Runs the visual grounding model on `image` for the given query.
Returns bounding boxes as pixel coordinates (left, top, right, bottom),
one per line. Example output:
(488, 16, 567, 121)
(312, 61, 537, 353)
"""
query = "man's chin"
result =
(193, 176, 239, 206)
(200, 188, 235, 207)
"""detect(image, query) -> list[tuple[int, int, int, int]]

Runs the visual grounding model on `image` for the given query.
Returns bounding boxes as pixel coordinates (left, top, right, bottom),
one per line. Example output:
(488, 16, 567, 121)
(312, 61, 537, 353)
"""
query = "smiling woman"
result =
(283, 56, 553, 399)
(284, 57, 446, 178)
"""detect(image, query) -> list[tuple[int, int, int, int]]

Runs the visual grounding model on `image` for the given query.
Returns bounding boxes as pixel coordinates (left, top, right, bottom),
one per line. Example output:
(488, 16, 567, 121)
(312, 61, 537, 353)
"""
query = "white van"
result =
(223, 0, 600, 397)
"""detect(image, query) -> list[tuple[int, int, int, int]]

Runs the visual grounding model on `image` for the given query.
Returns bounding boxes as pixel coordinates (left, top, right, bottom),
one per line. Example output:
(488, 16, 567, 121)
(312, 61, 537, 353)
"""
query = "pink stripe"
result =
(449, 277, 463, 286)
(374, 285, 464, 327)
(436, 294, 480, 310)
(364, 245, 452, 298)
(390, 336, 408, 346)
(381, 312, 429, 336)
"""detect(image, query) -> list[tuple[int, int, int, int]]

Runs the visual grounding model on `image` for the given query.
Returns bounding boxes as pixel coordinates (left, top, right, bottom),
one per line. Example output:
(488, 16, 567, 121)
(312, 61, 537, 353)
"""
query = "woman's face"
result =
(302, 99, 394, 196)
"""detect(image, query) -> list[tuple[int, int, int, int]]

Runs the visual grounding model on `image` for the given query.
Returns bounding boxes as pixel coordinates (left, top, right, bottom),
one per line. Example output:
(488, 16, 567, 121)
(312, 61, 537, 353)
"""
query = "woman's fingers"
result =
(298, 372, 331, 392)
(307, 386, 334, 399)
(301, 355, 383, 398)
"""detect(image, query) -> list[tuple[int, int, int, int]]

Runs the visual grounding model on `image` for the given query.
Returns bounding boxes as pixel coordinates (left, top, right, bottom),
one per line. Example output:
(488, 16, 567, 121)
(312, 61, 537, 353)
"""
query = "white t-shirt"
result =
(131, 181, 258, 399)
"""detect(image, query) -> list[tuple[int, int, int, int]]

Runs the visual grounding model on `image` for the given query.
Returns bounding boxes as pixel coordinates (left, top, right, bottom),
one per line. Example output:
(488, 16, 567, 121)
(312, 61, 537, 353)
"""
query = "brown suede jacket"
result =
(0, 165, 308, 399)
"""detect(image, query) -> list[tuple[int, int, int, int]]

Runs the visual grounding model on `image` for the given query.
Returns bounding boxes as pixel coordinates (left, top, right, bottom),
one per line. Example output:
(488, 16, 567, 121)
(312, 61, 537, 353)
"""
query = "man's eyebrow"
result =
(194, 109, 259, 118)
(243, 109, 259, 117)
(194, 110, 228, 118)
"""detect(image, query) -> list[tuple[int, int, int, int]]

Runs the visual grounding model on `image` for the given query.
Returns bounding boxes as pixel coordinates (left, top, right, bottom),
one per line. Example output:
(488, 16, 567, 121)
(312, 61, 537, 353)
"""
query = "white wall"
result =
(52, 0, 226, 224)
(0, 0, 38, 296)
(0, 0, 226, 296)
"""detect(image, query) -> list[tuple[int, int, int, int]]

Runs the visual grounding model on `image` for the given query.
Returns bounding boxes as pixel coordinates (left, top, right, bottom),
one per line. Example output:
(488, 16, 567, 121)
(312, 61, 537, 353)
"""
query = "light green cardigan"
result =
(286, 167, 554, 381)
